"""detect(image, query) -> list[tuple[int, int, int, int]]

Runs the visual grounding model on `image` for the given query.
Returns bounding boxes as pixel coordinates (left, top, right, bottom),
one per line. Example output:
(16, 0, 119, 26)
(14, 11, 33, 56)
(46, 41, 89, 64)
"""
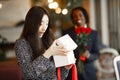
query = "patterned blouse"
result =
(15, 39, 69, 80)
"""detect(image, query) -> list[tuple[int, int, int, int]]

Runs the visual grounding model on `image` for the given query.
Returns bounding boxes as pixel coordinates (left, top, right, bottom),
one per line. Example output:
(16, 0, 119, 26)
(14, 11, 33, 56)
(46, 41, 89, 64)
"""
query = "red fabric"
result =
(80, 55, 87, 62)
(57, 67, 61, 80)
(57, 64, 78, 80)
(72, 64, 78, 80)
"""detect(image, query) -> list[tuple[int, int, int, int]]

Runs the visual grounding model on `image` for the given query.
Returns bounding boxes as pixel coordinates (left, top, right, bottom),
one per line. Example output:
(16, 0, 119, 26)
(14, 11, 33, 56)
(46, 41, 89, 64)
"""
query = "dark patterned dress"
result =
(15, 39, 69, 80)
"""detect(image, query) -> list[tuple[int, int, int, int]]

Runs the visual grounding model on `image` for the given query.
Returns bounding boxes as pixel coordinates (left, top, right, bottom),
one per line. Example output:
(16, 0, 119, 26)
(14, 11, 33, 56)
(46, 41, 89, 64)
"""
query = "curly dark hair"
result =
(70, 6, 89, 26)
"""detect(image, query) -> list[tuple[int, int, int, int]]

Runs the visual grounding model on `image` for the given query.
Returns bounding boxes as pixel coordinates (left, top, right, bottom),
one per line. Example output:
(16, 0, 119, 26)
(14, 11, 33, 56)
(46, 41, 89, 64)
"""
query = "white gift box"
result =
(53, 34, 78, 67)
(53, 51, 75, 67)
(56, 34, 77, 51)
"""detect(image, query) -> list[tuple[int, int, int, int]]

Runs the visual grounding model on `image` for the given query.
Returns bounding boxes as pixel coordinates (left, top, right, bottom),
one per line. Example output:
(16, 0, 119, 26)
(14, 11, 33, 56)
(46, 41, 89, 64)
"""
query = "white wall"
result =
(0, 26, 23, 42)
(0, 0, 31, 43)
(0, 0, 31, 27)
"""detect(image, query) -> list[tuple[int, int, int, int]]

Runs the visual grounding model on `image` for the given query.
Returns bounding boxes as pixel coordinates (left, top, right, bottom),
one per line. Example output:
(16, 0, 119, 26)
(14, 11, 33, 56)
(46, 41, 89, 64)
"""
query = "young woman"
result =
(15, 6, 72, 80)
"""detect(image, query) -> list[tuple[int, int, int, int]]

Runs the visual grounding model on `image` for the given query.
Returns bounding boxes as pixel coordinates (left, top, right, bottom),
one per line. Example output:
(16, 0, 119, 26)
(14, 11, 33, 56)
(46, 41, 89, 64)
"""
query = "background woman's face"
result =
(72, 9, 86, 26)
(39, 14, 49, 38)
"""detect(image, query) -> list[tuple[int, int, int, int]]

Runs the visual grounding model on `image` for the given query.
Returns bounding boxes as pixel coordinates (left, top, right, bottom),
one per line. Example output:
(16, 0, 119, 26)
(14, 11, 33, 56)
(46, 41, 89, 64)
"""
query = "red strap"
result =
(72, 64, 78, 80)
(57, 67, 61, 80)
(57, 64, 78, 80)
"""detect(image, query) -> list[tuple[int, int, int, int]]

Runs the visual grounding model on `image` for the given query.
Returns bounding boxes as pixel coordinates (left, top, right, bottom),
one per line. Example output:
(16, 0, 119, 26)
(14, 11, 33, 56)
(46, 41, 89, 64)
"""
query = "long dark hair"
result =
(20, 6, 54, 60)
(70, 6, 90, 27)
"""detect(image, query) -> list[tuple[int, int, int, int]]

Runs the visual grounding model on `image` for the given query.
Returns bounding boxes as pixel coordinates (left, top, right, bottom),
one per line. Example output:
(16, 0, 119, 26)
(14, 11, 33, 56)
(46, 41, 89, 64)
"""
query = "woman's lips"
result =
(39, 32, 44, 36)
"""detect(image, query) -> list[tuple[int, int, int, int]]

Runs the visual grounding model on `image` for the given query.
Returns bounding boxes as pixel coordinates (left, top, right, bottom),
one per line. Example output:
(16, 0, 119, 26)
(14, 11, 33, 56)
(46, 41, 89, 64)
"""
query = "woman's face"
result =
(39, 14, 49, 38)
(72, 9, 86, 27)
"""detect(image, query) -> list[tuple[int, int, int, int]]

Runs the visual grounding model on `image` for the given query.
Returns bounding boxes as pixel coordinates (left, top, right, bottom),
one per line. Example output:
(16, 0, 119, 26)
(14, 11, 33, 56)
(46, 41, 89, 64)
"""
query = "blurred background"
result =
(0, 0, 120, 80)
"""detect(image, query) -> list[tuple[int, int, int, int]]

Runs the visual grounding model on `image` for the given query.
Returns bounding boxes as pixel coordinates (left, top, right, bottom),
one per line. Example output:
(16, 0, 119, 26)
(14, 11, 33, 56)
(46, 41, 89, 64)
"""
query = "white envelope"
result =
(53, 51, 75, 67)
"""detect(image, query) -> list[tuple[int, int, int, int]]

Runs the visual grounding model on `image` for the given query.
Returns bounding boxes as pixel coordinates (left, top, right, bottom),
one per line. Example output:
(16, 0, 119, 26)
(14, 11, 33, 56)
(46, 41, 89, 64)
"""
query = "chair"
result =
(114, 55, 120, 80)
(0, 58, 22, 80)
(95, 48, 119, 80)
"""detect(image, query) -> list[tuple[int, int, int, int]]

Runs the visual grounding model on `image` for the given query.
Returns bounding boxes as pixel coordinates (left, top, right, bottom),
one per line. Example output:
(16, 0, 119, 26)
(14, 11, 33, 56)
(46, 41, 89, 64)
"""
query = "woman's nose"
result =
(41, 27, 46, 32)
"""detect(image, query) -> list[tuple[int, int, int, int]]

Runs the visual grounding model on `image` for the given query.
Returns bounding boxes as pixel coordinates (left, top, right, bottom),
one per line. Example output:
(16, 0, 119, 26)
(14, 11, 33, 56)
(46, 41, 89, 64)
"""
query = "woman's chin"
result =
(39, 35, 43, 38)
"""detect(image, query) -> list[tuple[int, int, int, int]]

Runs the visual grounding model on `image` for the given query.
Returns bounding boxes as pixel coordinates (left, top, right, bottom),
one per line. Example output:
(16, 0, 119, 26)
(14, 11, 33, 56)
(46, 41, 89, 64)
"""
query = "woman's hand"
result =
(43, 40, 68, 58)
(49, 40, 68, 55)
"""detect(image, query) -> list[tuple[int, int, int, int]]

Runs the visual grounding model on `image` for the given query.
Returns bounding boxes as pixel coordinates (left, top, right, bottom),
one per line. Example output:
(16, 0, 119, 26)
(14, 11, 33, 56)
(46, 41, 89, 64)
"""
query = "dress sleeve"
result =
(15, 39, 51, 79)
